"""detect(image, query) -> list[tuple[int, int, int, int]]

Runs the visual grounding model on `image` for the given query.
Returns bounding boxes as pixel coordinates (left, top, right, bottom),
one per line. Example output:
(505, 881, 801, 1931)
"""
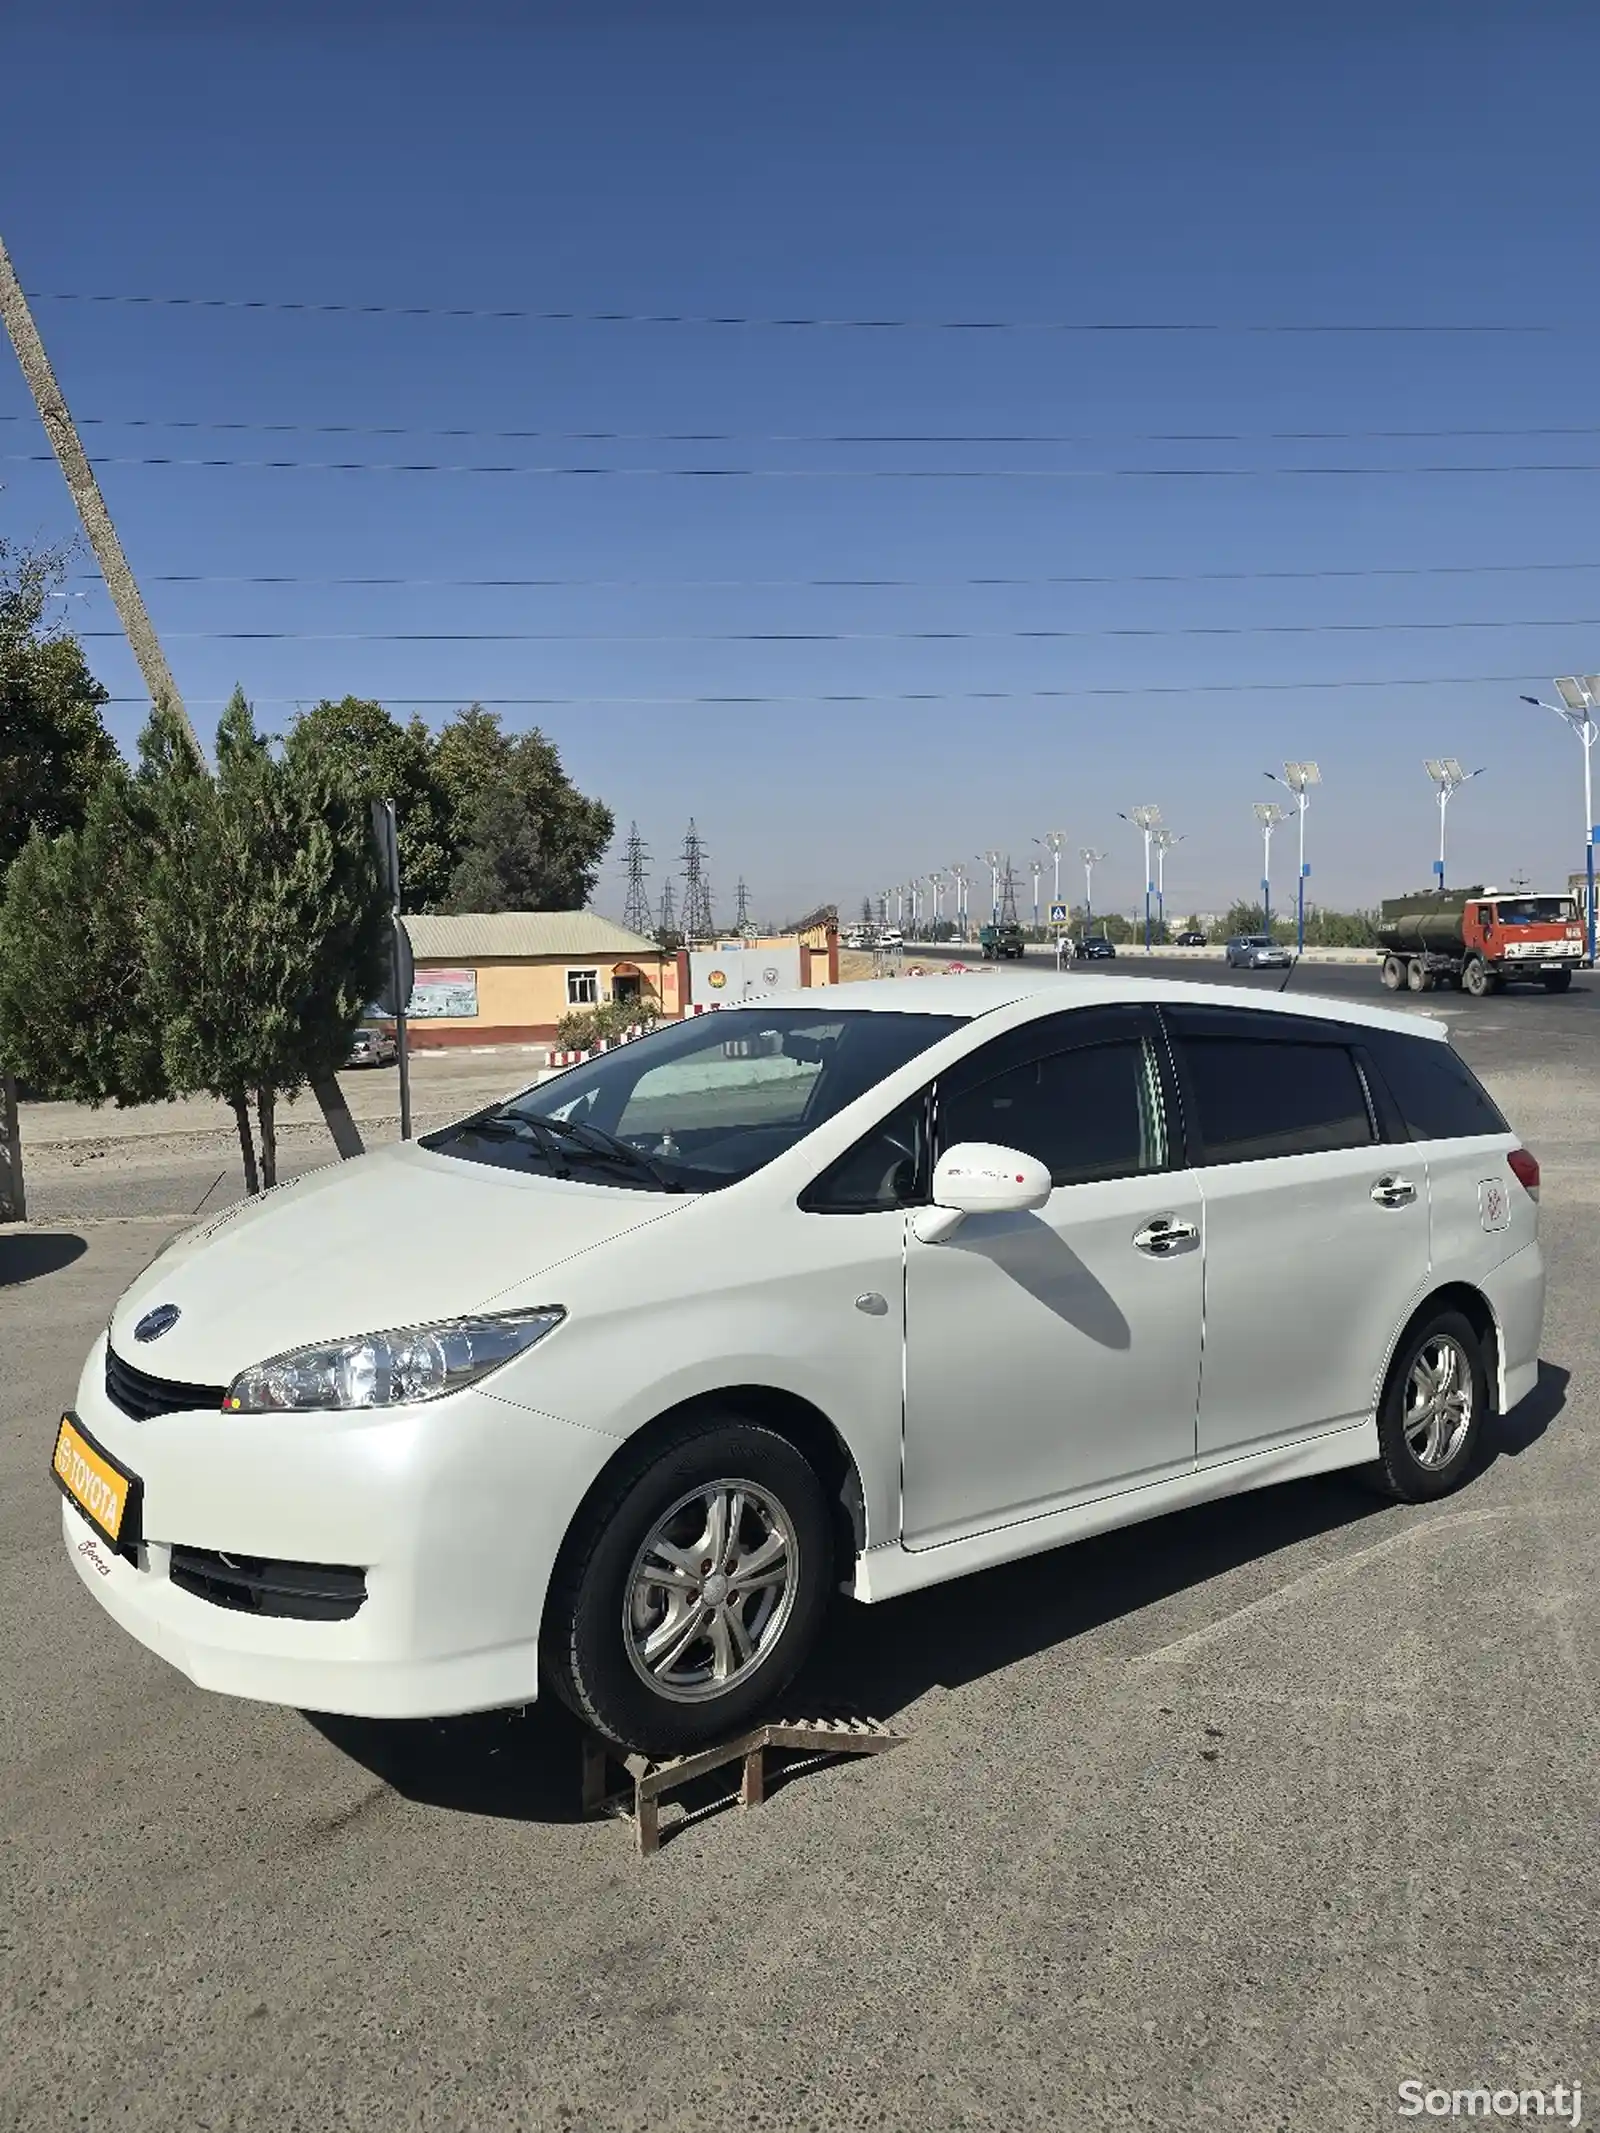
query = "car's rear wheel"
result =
(1365, 1306, 1488, 1502)
(1381, 954, 1405, 990)
(1407, 958, 1432, 991)
(542, 1413, 834, 1757)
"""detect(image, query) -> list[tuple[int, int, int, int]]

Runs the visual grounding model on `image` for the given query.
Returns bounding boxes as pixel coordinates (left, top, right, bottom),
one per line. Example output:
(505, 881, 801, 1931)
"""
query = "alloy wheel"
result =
(623, 1480, 800, 1704)
(1403, 1336, 1474, 1470)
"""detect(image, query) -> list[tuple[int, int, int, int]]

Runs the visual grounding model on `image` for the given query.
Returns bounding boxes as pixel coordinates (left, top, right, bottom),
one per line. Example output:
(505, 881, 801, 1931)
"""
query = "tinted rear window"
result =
(1364, 1030, 1508, 1141)
(1175, 1036, 1374, 1163)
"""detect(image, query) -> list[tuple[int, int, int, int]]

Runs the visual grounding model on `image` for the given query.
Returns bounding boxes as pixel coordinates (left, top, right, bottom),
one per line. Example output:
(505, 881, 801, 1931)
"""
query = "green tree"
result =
(285, 696, 452, 911)
(0, 764, 169, 1106)
(444, 781, 549, 913)
(434, 705, 613, 911)
(0, 541, 116, 878)
(1304, 905, 1379, 947)
(144, 691, 389, 1189)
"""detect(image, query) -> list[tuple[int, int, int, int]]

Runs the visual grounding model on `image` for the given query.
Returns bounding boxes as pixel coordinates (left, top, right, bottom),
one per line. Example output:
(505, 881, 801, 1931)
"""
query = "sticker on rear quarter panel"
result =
(1479, 1177, 1511, 1232)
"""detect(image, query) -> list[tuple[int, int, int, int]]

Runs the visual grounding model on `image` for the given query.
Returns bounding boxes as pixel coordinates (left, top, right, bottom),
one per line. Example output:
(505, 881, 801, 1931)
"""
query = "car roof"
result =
(714, 971, 1447, 1039)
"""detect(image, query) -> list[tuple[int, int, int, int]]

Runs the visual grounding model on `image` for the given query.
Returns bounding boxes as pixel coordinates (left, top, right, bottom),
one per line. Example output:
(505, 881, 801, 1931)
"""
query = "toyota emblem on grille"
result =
(134, 1304, 181, 1343)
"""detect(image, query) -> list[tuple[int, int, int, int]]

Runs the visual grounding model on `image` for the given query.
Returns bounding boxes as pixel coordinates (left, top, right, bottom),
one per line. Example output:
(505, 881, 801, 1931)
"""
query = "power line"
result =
(98, 670, 1555, 708)
(21, 289, 1574, 334)
(12, 409, 1600, 447)
(71, 614, 1600, 645)
(64, 559, 1600, 591)
(15, 450, 1600, 479)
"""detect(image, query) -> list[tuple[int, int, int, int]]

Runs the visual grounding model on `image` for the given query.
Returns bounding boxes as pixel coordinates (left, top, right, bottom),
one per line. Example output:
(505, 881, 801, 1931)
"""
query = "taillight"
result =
(1508, 1148, 1540, 1201)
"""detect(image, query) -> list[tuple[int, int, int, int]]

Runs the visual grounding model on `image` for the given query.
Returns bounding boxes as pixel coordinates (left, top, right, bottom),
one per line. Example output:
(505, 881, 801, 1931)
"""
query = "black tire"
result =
(1381, 954, 1405, 991)
(1365, 1306, 1488, 1503)
(542, 1413, 835, 1757)
(1407, 958, 1431, 992)
(1543, 969, 1573, 993)
(1462, 955, 1490, 997)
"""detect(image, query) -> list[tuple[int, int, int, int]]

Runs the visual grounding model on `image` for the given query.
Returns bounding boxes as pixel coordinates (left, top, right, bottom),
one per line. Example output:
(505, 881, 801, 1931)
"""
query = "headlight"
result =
(223, 1308, 565, 1413)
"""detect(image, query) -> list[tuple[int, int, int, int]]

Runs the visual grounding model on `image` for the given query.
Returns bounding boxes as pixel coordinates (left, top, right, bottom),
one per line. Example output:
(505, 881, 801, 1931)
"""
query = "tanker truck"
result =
(1376, 886, 1585, 997)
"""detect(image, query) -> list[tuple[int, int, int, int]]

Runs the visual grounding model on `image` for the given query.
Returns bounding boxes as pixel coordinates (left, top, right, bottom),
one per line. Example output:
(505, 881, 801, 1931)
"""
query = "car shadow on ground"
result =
(0, 1232, 87, 1289)
(307, 1360, 1568, 1827)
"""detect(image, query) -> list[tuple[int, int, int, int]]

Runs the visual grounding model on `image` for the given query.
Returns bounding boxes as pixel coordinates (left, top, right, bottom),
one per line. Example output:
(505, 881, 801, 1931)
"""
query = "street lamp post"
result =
(1030, 858, 1043, 931)
(1151, 828, 1182, 935)
(1253, 801, 1288, 935)
(984, 850, 1002, 925)
(1423, 758, 1485, 892)
(1117, 805, 1162, 952)
(1045, 829, 1066, 910)
(949, 863, 968, 940)
(1522, 681, 1600, 965)
(1080, 846, 1107, 935)
(1264, 762, 1321, 954)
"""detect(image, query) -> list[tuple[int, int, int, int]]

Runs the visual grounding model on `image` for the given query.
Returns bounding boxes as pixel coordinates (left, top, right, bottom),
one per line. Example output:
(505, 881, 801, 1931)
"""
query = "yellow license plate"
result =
(52, 1413, 137, 1547)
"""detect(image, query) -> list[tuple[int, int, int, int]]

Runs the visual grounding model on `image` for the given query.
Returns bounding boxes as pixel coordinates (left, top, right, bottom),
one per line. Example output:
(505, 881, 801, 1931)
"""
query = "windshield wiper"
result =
(468, 1108, 682, 1191)
(524, 1112, 683, 1190)
(454, 1113, 573, 1171)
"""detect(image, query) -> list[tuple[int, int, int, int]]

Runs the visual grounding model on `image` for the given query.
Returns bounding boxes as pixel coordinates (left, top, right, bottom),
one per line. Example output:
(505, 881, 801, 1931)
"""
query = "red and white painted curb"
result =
(547, 1023, 654, 1067)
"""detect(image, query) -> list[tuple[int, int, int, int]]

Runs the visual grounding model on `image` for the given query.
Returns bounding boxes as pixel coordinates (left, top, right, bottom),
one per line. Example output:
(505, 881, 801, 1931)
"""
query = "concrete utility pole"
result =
(0, 236, 197, 752)
(0, 233, 364, 1171)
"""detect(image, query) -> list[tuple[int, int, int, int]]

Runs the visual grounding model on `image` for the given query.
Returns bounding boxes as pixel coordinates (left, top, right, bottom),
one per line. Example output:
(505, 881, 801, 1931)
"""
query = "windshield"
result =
(422, 1007, 965, 1191)
(1491, 898, 1577, 925)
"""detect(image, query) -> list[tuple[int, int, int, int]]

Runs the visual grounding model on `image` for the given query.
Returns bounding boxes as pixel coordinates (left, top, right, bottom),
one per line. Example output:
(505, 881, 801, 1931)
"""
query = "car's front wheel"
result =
(543, 1413, 835, 1757)
(1366, 1306, 1488, 1502)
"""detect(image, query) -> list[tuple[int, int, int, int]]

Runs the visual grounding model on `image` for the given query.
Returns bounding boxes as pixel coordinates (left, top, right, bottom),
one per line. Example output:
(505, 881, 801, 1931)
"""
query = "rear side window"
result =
(1364, 1030, 1508, 1141)
(1175, 1036, 1374, 1164)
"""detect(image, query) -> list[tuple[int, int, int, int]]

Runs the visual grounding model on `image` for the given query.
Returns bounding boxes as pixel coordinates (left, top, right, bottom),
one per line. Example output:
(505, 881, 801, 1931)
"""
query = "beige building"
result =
(401, 912, 678, 1049)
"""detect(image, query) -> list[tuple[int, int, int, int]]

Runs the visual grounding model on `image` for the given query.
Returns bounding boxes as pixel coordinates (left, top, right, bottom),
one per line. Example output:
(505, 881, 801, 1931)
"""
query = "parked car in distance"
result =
(1175, 931, 1209, 948)
(346, 1026, 397, 1067)
(58, 977, 1543, 1763)
(1073, 934, 1117, 961)
(1225, 934, 1292, 970)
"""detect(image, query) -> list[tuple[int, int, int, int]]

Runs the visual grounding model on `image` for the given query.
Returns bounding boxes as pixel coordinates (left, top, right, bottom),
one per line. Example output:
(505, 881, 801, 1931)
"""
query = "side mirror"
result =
(911, 1142, 1053, 1244)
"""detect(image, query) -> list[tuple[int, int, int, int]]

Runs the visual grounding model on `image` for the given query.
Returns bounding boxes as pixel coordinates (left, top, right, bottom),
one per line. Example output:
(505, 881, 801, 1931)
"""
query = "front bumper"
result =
(59, 1335, 619, 1719)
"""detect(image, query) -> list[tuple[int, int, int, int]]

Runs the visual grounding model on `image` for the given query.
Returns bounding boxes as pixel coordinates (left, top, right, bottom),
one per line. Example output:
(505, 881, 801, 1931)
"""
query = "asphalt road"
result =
(2, 996, 1596, 2131)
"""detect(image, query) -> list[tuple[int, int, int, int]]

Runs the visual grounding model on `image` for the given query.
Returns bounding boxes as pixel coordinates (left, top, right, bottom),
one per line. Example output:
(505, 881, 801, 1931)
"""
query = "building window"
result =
(567, 968, 600, 1006)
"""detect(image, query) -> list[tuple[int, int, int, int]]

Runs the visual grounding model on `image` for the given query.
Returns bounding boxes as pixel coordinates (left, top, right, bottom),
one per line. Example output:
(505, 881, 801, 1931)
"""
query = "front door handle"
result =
(1372, 1175, 1418, 1208)
(1133, 1214, 1200, 1256)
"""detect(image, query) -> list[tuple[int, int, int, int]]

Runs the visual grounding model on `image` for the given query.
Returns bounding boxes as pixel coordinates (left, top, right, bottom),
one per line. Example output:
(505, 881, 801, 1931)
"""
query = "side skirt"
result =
(852, 1419, 1379, 1604)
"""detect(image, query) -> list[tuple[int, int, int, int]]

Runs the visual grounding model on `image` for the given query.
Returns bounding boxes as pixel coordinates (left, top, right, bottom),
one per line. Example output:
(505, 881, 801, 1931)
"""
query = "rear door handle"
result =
(1133, 1214, 1200, 1256)
(1371, 1175, 1418, 1208)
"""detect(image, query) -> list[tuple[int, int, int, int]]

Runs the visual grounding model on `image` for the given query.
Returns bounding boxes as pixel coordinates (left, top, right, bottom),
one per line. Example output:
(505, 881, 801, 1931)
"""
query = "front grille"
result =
(168, 1547, 367, 1622)
(105, 1346, 226, 1421)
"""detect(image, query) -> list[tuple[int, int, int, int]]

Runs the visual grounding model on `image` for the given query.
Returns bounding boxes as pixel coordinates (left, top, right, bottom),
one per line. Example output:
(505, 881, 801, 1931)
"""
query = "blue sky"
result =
(5, 1, 1600, 923)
